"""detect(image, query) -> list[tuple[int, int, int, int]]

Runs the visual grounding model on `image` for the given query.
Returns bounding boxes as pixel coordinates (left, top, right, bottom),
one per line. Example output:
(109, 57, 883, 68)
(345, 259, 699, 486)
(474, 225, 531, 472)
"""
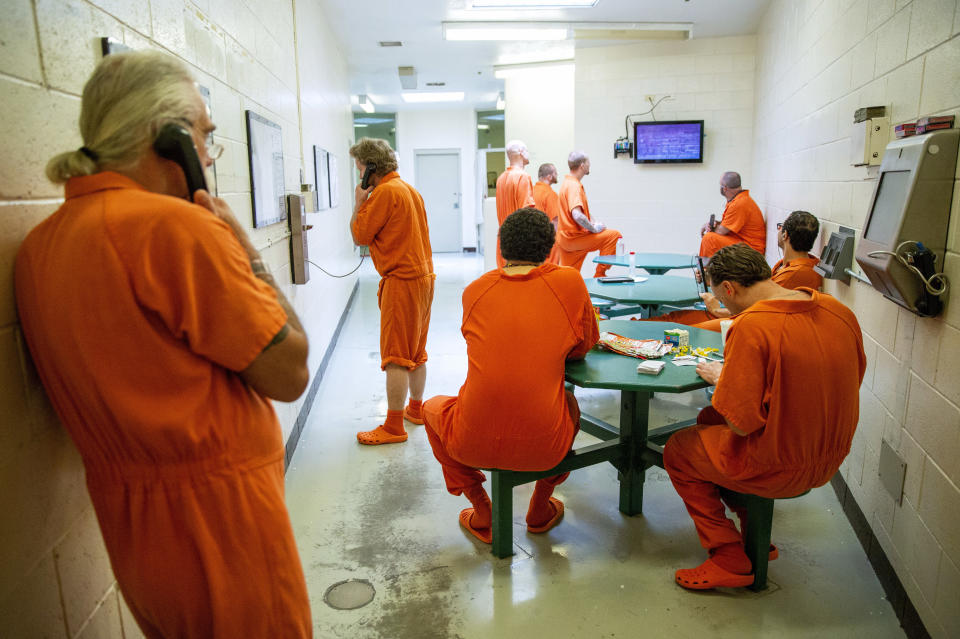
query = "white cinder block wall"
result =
(573, 36, 757, 277)
(753, 1, 960, 637)
(0, 0, 355, 636)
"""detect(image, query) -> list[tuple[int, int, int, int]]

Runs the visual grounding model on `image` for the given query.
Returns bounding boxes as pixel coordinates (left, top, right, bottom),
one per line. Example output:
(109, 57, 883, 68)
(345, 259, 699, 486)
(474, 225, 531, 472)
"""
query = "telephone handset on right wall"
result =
(153, 123, 208, 201)
(361, 163, 377, 190)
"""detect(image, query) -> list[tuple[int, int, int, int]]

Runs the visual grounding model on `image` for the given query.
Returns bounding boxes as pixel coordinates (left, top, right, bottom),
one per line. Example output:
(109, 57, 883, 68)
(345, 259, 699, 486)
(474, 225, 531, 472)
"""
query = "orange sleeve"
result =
(519, 174, 536, 209)
(710, 318, 769, 436)
(720, 198, 746, 234)
(118, 206, 287, 372)
(568, 282, 600, 361)
(351, 188, 392, 246)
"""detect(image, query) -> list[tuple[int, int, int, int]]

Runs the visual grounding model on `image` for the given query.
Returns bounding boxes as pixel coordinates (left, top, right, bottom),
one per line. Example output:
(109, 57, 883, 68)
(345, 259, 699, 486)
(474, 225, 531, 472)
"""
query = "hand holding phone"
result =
(360, 163, 377, 190)
(153, 123, 207, 201)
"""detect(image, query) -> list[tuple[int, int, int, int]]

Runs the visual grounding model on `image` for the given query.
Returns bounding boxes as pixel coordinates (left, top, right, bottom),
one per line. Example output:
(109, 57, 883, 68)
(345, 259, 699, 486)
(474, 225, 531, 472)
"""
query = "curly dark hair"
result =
(781, 210, 819, 252)
(705, 243, 771, 288)
(499, 208, 555, 263)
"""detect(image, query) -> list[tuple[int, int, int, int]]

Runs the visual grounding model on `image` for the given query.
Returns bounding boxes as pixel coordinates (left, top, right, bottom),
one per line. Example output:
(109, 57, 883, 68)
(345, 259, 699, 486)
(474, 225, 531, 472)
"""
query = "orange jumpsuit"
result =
(14, 172, 312, 638)
(495, 166, 536, 267)
(352, 172, 435, 370)
(533, 181, 563, 264)
(663, 289, 866, 552)
(556, 174, 621, 277)
(423, 264, 599, 498)
(699, 190, 766, 257)
(647, 254, 825, 331)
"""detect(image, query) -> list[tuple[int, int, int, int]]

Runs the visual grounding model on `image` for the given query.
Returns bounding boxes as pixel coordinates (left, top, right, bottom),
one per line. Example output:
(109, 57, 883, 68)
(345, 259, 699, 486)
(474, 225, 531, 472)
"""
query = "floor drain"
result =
(323, 579, 376, 610)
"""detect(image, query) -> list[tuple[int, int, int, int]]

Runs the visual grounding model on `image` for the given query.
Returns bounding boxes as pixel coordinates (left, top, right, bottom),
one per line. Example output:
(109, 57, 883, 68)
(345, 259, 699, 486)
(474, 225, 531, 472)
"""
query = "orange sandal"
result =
(403, 407, 424, 425)
(459, 508, 492, 544)
(768, 544, 778, 561)
(356, 425, 408, 445)
(675, 558, 755, 590)
(527, 497, 564, 534)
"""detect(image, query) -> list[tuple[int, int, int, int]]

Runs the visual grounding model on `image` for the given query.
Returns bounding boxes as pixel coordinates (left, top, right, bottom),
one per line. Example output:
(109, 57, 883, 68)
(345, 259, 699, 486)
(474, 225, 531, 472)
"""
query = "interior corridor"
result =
(284, 253, 905, 639)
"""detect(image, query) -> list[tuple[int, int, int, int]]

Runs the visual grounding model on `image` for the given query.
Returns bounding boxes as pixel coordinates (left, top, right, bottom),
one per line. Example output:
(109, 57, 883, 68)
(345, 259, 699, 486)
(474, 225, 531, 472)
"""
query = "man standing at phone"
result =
(15, 51, 312, 637)
(350, 137, 435, 445)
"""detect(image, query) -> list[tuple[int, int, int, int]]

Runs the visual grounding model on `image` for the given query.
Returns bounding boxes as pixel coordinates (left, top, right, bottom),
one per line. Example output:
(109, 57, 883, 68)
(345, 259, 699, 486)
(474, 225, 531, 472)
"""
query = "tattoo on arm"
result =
(263, 323, 290, 352)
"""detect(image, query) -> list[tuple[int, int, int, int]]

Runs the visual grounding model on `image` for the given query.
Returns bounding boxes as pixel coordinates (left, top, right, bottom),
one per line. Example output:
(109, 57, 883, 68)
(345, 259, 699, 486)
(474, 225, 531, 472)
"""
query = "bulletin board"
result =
(245, 110, 286, 227)
(313, 145, 330, 210)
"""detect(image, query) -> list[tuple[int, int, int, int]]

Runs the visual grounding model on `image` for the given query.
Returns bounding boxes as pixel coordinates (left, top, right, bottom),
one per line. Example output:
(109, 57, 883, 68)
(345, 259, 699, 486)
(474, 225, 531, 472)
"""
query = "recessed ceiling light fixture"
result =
(471, 0, 598, 7)
(378, 41, 403, 47)
(401, 91, 466, 103)
(443, 22, 568, 41)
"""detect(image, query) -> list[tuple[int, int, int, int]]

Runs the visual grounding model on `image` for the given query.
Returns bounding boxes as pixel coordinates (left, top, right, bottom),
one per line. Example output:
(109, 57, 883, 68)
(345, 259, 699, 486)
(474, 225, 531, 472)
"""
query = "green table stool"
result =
(718, 488, 810, 591)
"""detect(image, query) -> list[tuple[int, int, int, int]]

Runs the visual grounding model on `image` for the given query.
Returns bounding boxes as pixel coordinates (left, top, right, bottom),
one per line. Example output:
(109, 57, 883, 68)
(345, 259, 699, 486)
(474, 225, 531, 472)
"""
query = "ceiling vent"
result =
(398, 66, 417, 90)
(426, 82, 446, 87)
(378, 41, 403, 47)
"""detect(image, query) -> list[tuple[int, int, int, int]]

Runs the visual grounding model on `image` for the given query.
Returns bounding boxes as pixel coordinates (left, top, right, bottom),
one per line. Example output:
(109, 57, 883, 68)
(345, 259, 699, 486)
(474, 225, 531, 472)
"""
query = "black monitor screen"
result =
(864, 170, 911, 245)
(634, 120, 704, 163)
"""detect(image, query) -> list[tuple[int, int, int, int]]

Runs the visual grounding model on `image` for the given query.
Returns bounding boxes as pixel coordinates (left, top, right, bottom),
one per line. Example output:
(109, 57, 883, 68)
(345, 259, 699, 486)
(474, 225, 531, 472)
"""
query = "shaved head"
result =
(506, 140, 527, 157)
(538, 163, 556, 179)
(721, 172, 742, 189)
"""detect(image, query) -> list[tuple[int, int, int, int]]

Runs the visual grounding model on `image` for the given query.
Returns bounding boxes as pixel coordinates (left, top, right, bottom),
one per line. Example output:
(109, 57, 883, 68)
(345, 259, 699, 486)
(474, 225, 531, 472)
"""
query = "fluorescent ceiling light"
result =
(443, 22, 568, 41)
(354, 123, 368, 128)
(401, 91, 466, 103)
(477, 124, 491, 130)
(494, 59, 574, 79)
(472, 0, 597, 6)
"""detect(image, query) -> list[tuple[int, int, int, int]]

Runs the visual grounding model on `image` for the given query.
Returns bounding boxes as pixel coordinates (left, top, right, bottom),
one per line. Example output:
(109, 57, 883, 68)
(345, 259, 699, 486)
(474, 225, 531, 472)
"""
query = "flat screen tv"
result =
(634, 120, 704, 164)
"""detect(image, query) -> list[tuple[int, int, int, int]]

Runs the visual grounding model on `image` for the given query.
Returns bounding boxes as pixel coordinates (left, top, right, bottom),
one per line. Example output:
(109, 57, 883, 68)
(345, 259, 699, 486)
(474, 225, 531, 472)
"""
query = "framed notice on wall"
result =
(245, 110, 286, 228)
(313, 145, 330, 210)
(328, 153, 339, 208)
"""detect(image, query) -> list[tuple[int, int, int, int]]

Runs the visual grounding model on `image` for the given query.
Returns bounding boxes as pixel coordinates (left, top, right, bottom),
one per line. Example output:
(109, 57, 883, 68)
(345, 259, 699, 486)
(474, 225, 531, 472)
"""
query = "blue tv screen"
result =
(634, 120, 704, 163)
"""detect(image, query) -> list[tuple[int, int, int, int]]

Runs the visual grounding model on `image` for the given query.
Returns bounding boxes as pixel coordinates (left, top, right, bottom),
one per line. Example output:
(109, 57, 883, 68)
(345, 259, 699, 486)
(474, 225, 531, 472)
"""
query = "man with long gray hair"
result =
(15, 51, 312, 637)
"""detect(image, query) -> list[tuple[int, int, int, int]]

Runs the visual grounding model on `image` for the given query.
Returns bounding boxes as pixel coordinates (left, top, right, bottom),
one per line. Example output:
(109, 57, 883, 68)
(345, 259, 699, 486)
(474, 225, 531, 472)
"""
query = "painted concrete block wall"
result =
(395, 108, 479, 251)
(573, 36, 757, 277)
(753, 1, 960, 637)
(0, 0, 354, 636)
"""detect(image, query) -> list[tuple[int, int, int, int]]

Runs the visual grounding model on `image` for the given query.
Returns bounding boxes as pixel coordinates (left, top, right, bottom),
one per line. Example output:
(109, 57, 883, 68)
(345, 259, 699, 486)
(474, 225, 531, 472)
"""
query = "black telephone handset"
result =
(361, 163, 377, 190)
(708, 213, 716, 231)
(153, 123, 207, 201)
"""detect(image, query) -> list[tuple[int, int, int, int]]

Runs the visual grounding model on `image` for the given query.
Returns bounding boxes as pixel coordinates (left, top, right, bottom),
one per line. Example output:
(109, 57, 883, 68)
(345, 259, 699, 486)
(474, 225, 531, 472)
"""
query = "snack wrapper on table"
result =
(597, 332, 674, 359)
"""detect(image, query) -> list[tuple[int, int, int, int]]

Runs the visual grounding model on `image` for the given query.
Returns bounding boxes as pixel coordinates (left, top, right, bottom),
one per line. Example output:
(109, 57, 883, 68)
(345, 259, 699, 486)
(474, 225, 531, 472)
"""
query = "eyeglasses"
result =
(178, 118, 224, 161)
(776, 222, 783, 230)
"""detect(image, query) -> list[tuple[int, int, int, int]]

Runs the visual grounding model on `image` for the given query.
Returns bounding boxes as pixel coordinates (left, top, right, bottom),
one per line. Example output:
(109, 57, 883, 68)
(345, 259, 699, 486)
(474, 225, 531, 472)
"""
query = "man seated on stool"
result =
(663, 243, 865, 589)
(423, 208, 599, 544)
(644, 210, 824, 331)
(699, 171, 766, 257)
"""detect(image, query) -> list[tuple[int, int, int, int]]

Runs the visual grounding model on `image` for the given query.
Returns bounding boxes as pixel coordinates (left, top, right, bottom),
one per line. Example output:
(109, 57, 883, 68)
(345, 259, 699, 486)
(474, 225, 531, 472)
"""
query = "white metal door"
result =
(415, 151, 462, 253)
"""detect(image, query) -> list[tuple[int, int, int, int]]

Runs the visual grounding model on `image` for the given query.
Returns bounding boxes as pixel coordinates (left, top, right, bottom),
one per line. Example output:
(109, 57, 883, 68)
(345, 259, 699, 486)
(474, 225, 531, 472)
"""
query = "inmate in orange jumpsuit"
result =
(556, 174, 621, 276)
(663, 289, 866, 555)
(533, 180, 563, 264)
(423, 263, 599, 526)
(495, 166, 536, 267)
(14, 172, 311, 638)
(699, 190, 766, 257)
(648, 254, 824, 331)
(351, 171, 435, 370)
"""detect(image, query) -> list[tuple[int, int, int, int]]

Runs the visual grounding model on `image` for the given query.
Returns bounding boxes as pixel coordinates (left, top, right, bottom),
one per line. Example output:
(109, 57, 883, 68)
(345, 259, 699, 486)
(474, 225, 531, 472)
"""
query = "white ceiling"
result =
(324, 0, 772, 112)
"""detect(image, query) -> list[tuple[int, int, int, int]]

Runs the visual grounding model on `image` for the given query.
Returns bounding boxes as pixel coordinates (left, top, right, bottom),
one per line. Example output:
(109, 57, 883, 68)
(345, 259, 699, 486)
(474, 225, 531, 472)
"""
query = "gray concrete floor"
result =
(285, 253, 905, 639)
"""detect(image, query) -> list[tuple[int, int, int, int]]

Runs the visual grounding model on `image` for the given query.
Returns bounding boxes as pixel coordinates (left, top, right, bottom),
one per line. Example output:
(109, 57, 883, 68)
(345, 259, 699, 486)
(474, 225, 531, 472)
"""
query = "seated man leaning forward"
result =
(699, 171, 766, 257)
(423, 208, 599, 544)
(646, 210, 824, 331)
(663, 243, 865, 589)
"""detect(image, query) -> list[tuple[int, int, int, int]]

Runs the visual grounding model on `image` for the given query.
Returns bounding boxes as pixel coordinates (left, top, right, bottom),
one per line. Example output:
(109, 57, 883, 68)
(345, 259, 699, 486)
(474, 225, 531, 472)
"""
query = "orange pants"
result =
(546, 242, 561, 265)
(557, 229, 621, 277)
(699, 232, 742, 257)
(90, 457, 312, 638)
(378, 274, 435, 370)
(663, 407, 827, 551)
(423, 390, 580, 502)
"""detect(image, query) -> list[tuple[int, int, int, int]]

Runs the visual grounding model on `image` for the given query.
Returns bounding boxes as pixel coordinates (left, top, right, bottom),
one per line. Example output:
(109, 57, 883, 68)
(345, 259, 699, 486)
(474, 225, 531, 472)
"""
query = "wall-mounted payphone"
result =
(287, 194, 312, 285)
(855, 128, 956, 316)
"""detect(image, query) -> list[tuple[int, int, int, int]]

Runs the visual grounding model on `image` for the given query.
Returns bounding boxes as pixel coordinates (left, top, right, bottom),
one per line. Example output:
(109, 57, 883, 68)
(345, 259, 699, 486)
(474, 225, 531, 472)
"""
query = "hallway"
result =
(285, 253, 905, 639)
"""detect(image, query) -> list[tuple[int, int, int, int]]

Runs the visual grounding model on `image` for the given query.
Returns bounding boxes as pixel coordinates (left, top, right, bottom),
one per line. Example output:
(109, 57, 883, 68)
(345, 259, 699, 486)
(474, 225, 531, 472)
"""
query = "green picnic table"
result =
(585, 275, 702, 318)
(594, 252, 697, 275)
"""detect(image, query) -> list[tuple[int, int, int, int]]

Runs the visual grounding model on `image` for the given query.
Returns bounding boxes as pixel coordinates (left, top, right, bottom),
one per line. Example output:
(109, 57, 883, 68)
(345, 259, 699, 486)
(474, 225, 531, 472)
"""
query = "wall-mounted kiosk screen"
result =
(855, 128, 958, 315)
(634, 120, 704, 163)
(863, 170, 911, 244)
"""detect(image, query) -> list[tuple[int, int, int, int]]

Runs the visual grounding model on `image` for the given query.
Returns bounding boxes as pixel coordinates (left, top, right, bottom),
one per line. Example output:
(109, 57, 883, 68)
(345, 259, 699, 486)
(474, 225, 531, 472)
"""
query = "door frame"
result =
(414, 148, 463, 251)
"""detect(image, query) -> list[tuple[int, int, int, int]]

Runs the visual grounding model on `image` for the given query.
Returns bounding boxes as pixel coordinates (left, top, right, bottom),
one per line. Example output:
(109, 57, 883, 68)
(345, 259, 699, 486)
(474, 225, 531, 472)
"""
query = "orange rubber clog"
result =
(356, 425, 408, 445)
(527, 497, 564, 534)
(459, 508, 492, 544)
(675, 558, 755, 590)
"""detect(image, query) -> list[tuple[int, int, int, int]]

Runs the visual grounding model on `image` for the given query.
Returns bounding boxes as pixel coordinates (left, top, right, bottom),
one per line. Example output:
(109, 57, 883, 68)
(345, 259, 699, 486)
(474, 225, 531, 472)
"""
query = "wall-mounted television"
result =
(634, 120, 704, 164)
